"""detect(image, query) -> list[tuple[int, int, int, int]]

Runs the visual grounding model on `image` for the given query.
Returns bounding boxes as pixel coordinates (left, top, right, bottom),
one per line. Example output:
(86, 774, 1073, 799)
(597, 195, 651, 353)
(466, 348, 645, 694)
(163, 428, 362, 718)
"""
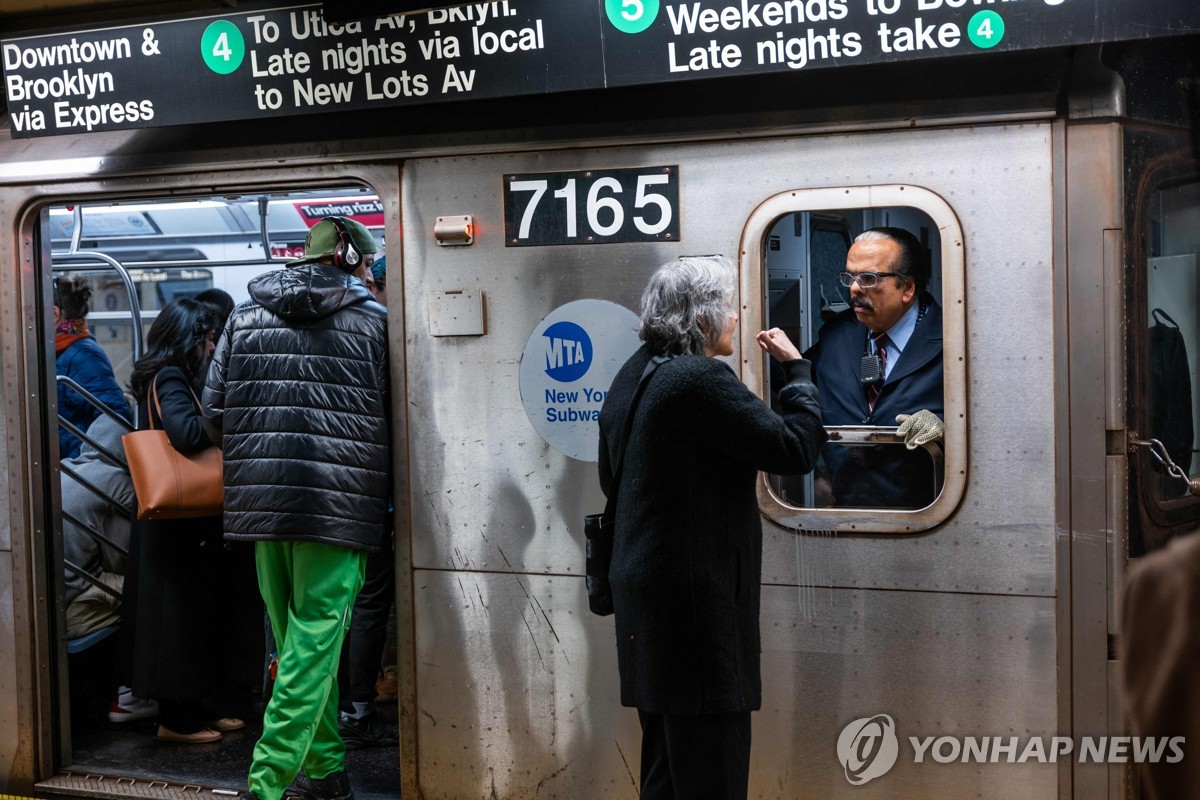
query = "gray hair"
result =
(638, 256, 736, 355)
(853, 227, 930, 293)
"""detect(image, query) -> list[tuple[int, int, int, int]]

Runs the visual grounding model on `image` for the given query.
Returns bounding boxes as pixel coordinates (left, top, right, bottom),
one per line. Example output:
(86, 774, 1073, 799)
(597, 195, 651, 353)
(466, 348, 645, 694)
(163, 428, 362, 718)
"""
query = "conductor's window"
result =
(1135, 178, 1200, 546)
(743, 187, 965, 533)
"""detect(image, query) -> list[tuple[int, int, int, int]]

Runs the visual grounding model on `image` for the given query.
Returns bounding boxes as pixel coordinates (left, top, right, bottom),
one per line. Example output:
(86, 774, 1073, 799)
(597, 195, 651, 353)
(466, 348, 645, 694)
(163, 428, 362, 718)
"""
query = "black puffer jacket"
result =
(202, 263, 390, 552)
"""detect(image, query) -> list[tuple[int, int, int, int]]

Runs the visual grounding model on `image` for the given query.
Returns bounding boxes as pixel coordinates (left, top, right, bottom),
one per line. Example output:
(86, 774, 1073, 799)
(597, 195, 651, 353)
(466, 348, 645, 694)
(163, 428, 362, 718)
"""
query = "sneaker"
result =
(108, 692, 159, 723)
(284, 771, 354, 800)
(155, 725, 222, 744)
(212, 717, 245, 732)
(338, 713, 398, 750)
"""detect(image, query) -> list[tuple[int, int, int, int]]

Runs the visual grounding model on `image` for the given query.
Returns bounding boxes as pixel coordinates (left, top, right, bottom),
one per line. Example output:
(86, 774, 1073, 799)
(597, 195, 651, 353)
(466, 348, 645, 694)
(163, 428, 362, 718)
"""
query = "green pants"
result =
(249, 541, 367, 800)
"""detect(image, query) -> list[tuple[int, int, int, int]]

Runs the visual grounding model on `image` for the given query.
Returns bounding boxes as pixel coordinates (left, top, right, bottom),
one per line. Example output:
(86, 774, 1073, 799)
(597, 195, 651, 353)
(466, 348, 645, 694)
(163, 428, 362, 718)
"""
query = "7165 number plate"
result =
(503, 166, 679, 247)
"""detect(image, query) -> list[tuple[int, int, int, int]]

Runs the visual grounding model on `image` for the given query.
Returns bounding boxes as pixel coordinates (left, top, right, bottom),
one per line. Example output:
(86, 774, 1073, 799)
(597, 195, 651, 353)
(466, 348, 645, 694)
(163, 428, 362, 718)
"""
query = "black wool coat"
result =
(127, 366, 260, 703)
(598, 345, 825, 714)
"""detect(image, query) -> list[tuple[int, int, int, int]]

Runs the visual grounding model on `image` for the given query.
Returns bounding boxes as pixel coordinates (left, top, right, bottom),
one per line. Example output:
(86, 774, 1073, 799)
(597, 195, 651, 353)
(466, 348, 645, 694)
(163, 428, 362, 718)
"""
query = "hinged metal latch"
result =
(1129, 436, 1200, 497)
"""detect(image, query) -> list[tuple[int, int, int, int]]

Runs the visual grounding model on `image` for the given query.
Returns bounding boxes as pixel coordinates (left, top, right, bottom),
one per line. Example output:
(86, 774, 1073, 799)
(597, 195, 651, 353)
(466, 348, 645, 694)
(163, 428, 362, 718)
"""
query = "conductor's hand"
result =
(756, 328, 802, 362)
(895, 409, 944, 450)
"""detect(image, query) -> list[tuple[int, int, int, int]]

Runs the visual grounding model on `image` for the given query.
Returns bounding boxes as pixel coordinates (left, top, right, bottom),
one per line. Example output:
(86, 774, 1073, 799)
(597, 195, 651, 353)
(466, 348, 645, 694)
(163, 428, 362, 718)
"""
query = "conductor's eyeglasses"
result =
(839, 270, 904, 289)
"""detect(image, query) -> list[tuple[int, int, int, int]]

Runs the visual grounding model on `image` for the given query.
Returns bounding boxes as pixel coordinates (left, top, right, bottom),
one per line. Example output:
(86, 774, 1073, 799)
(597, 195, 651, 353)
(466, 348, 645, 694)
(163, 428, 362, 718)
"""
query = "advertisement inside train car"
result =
(2, 0, 1198, 137)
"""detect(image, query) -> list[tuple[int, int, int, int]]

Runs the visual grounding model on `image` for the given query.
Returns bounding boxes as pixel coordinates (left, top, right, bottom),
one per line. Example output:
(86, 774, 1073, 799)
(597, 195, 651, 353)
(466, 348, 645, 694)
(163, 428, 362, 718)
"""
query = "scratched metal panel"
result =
(402, 123, 1056, 596)
(0, 558, 17, 787)
(755, 585, 1059, 798)
(415, 575, 1057, 798)
(414, 570, 641, 799)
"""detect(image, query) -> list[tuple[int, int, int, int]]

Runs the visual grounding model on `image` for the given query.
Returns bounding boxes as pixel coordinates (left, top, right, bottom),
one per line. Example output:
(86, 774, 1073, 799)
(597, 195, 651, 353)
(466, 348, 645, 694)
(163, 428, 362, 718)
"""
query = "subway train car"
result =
(0, 1, 1198, 798)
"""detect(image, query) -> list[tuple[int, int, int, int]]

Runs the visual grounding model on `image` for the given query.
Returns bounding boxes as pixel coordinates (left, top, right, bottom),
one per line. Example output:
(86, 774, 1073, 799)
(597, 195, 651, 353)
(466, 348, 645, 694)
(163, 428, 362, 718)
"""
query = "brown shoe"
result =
(155, 725, 222, 744)
(212, 717, 245, 732)
(374, 668, 397, 702)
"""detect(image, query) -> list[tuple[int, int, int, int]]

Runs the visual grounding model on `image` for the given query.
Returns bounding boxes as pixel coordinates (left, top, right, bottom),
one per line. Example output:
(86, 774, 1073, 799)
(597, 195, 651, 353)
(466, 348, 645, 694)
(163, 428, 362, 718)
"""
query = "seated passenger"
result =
(55, 276, 133, 459)
(804, 228, 944, 509)
(62, 414, 134, 639)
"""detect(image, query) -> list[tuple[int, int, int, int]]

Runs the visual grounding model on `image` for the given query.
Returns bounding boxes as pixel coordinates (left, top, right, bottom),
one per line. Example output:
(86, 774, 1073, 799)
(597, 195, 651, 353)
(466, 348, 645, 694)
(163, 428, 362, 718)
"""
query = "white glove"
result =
(895, 409, 944, 450)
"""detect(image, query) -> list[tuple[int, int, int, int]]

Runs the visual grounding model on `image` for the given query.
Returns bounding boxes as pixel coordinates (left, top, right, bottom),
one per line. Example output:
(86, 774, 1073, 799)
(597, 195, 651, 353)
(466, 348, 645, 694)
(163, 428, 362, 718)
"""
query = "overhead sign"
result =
(3, 0, 1199, 138)
(519, 299, 642, 462)
(503, 166, 680, 246)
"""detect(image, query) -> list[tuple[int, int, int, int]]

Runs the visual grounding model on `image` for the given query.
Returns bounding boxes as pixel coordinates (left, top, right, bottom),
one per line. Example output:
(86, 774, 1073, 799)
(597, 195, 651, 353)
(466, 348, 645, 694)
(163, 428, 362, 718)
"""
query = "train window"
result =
(47, 188, 386, 392)
(1135, 177, 1200, 542)
(741, 186, 966, 533)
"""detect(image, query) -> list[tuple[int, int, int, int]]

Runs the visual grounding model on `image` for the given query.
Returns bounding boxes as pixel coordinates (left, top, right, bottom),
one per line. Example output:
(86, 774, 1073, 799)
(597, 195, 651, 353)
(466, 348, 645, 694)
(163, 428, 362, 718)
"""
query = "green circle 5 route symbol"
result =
(201, 20, 245, 74)
(968, 10, 1005, 49)
(605, 0, 660, 34)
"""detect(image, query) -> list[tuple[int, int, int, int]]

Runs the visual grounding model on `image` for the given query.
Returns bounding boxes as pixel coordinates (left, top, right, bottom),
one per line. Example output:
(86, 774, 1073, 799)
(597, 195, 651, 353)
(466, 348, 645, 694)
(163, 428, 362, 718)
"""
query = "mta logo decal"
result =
(543, 321, 592, 383)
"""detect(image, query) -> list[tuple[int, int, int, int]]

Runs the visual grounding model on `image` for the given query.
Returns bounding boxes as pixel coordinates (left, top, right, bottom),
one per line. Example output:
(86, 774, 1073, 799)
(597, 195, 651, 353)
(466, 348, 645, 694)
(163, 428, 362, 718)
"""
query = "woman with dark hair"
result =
(194, 287, 236, 333)
(54, 275, 132, 459)
(598, 256, 826, 800)
(122, 298, 260, 744)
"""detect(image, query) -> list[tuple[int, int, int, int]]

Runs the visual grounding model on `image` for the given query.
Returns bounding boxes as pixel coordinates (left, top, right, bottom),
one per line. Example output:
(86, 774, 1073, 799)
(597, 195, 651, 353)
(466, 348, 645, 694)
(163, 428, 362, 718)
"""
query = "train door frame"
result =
(1063, 118, 1128, 800)
(0, 162, 415, 796)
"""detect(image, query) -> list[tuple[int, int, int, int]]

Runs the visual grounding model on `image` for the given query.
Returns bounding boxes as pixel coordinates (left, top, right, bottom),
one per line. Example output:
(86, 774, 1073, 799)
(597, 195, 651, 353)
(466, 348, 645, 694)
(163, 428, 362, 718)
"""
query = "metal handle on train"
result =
(1130, 437, 1200, 497)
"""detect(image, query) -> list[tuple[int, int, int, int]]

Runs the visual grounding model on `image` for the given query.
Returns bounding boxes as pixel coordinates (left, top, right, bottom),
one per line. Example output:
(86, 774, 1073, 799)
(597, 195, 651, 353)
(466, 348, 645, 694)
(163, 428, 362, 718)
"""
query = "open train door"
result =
(2, 163, 408, 800)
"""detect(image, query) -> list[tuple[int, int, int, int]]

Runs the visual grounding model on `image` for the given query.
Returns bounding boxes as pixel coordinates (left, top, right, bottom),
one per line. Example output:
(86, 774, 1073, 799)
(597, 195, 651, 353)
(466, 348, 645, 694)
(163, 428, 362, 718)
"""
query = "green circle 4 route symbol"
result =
(605, 0, 660, 34)
(201, 20, 245, 74)
(968, 10, 1005, 49)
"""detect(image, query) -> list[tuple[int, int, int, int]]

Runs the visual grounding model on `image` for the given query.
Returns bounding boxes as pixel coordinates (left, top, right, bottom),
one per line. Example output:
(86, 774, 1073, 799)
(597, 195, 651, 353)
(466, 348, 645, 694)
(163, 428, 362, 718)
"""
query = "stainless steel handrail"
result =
(60, 464, 132, 520)
(62, 509, 130, 560)
(63, 560, 123, 601)
(56, 374, 134, 430)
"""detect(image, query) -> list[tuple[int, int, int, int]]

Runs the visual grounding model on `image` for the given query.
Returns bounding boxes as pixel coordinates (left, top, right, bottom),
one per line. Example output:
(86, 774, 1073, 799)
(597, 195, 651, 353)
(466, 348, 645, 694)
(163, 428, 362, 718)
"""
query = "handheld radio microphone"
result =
(859, 353, 883, 387)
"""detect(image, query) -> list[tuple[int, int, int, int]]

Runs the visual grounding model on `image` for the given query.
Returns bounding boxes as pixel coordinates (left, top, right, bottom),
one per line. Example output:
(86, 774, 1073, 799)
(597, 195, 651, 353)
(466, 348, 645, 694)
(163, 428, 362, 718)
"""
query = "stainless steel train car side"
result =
(0, 31, 1197, 800)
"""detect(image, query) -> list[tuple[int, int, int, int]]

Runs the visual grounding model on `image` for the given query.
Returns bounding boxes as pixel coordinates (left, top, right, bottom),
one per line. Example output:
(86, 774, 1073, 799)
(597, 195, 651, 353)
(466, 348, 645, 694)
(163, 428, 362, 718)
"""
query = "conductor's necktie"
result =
(867, 334, 889, 413)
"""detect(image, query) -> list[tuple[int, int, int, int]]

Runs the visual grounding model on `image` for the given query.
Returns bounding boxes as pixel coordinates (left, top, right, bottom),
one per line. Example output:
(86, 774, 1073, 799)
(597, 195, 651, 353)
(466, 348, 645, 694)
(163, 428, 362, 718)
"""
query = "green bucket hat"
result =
(289, 216, 378, 269)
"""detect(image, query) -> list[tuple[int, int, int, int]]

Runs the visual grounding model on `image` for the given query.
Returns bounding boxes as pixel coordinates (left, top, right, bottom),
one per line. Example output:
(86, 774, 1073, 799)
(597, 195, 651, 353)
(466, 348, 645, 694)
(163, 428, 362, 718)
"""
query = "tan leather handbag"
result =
(122, 374, 223, 521)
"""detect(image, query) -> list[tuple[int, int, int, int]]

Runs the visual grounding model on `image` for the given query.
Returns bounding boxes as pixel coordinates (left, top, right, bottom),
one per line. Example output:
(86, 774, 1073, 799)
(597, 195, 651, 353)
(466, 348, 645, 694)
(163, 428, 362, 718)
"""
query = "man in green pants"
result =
(203, 216, 390, 800)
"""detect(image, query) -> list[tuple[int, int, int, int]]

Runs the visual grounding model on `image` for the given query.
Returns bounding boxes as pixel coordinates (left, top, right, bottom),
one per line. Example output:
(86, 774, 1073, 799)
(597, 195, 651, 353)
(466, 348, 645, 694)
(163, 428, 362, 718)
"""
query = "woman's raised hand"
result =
(755, 328, 802, 362)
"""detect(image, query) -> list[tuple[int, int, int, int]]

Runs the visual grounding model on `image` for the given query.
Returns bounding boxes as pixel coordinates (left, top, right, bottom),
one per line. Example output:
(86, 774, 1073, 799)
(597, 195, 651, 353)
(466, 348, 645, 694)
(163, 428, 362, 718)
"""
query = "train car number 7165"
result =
(503, 166, 680, 246)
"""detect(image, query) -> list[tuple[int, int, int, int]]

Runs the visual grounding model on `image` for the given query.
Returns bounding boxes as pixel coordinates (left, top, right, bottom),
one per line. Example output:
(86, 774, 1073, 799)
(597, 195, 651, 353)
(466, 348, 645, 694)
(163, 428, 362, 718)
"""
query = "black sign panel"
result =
(503, 166, 680, 246)
(599, 0, 1200, 87)
(3, 0, 1198, 138)
(1, 2, 602, 138)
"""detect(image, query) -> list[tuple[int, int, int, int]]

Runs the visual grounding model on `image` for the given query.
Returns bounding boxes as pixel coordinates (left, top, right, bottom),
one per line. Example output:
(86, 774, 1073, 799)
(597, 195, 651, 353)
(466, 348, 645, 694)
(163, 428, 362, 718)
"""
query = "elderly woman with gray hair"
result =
(597, 255, 826, 800)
